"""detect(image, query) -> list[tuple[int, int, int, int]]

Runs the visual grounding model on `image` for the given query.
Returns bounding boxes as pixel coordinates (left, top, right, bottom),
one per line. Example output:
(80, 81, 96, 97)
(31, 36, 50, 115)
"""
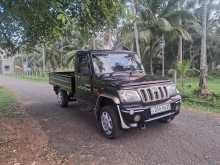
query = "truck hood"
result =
(101, 74, 172, 88)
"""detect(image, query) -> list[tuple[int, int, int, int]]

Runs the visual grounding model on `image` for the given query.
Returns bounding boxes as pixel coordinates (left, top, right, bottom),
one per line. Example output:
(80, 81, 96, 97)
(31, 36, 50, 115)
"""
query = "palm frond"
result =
(157, 18, 173, 32)
(175, 26, 192, 41)
(139, 30, 151, 43)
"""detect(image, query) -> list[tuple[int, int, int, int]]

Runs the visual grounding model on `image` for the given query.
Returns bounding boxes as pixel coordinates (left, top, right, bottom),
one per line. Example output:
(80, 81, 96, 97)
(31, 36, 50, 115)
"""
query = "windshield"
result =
(92, 53, 144, 76)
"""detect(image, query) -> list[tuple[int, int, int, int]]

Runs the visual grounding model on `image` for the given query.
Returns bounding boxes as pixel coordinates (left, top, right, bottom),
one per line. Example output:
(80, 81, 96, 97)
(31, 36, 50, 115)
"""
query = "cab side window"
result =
(78, 54, 90, 75)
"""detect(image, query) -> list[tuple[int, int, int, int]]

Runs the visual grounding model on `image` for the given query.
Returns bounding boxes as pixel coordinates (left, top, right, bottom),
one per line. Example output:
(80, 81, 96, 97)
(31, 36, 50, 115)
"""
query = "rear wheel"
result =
(57, 90, 69, 107)
(99, 105, 122, 139)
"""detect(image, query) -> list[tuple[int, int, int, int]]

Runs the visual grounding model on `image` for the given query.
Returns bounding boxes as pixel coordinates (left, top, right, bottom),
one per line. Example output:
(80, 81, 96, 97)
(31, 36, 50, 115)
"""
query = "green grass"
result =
(0, 86, 16, 116)
(177, 77, 220, 113)
(10, 72, 48, 82)
(16, 74, 48, 82)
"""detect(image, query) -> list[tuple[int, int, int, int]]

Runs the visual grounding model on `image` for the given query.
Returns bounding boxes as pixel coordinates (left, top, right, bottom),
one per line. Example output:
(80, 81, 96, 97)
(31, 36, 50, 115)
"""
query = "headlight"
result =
(118, 90, 141, 103)
(167, 84, 178, 97)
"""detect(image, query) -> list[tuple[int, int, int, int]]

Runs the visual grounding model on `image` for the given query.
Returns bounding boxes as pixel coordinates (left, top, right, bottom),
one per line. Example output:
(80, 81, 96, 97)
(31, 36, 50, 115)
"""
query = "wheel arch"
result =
(95, 94, 130, 129)
(53, 85, 60, 95)
(95, 95, 120, 119)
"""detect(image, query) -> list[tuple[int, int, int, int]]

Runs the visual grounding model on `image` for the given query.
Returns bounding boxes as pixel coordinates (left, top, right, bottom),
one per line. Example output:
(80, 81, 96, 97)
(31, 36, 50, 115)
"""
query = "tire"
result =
(57, 90, 69, 107)
(99, 105, 122, 139)
(159, 115, 174, 123)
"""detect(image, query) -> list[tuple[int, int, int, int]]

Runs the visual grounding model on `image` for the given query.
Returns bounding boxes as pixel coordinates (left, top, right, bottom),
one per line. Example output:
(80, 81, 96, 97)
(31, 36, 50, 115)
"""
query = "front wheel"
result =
(57, 90, 69, 107)
(99, 105, 122, 139)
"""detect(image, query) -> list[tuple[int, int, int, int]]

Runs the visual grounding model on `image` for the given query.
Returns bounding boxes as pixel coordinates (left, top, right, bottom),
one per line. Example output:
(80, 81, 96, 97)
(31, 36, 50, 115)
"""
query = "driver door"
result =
(75, 52, 94, 103)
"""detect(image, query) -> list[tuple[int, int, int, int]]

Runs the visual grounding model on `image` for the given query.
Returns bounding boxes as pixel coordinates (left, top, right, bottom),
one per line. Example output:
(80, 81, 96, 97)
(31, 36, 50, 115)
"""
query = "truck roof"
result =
(76, 49, 135, 54)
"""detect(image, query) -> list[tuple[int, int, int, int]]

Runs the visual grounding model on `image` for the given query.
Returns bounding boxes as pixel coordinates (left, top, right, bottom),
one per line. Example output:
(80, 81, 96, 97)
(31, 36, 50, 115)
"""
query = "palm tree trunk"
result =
(189, 44, 194, 67)
(107, 30, 112, 49)
(178, 36, 183, 63)
(42, 44, 46, 72)
(150, 38, 153, 75)
(178, 1, 183, 63)
(133, 0, 141, 57)
(199, 0, 209, 95)
(177, 1, 183, 86)
(92, 37, 96, 49)
(104, 30, 113, 49)
(60, 38, 63, 69)
(161, 34, 165, 77)
(211, 61, 215, 71)
(21, 48, 24, 72)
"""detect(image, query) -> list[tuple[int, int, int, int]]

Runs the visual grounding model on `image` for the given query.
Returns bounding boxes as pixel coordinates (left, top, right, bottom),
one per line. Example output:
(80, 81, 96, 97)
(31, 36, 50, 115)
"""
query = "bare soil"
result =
(0, 106, 65, 165)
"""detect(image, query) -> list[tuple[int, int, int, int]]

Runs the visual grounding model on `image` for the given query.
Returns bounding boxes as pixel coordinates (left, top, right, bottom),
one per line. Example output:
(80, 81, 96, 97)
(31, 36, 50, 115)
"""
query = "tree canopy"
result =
(0, 0, 122, 53)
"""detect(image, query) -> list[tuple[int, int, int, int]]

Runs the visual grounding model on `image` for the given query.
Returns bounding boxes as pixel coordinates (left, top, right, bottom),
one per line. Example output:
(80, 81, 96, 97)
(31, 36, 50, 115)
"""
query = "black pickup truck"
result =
(49, 50, 181, 138)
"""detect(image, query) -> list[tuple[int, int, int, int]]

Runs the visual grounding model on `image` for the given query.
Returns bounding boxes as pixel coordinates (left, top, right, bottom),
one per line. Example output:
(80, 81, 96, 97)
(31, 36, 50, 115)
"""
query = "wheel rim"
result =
(57, 92, 62, 104)
(101, 112, 113, 135)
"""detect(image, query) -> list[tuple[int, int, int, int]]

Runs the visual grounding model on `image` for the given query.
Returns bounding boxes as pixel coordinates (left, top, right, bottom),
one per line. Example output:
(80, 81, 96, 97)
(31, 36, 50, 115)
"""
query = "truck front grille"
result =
(138, 86, 169, 103)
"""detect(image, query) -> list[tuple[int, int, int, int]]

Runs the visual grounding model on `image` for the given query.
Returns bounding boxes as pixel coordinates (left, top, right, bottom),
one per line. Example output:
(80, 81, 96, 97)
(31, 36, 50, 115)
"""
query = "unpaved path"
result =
(0, 76, 220, 165)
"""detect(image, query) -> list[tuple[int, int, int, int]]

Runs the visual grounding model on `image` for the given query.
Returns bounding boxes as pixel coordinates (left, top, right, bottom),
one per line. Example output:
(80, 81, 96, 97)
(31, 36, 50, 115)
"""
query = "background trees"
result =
(0, 0, 122, 52)
(0, 0, 220, 96)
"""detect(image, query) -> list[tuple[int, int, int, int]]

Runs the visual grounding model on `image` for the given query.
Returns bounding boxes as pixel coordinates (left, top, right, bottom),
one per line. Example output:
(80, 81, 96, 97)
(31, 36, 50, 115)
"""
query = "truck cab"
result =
(49, 50, 181, 138)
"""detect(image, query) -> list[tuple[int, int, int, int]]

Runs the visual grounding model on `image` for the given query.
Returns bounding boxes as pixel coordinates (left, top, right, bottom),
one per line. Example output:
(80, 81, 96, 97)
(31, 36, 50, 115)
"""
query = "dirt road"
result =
(0, 76, 220, 165)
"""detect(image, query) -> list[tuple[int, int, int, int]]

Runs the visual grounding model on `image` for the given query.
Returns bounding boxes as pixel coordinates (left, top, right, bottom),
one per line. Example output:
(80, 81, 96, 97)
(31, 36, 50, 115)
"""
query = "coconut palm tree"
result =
(142, 0, 193, 75)
(118, 0, 192, 75)
(133, 0, 141, 57)
(185, 0, 220, 95)
(199, 0, 209, 95)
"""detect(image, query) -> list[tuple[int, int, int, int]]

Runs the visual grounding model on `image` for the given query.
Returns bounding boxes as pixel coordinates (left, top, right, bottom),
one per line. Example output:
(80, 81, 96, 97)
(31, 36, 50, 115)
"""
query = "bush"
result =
(185, 68, 200, 78)
(209, 71, 220, 79)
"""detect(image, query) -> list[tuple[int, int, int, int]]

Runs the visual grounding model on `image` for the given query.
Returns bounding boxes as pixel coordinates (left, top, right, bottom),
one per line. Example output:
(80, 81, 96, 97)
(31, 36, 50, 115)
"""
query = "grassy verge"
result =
(8, 72, 48, 82)
(16, 74, 48, 82)
(0, 86, 16, 116)
(177, 77, 220, 113)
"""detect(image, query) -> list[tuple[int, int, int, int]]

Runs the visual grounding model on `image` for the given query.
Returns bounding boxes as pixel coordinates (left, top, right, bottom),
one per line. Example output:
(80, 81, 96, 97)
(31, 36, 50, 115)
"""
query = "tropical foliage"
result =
(1, 0, 220, 97)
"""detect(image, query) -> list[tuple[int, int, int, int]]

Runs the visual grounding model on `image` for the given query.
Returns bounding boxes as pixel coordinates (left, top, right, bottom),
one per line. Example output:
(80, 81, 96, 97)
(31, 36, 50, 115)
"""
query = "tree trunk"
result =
(60, 38, 63, 69)
(42, 44, 46, 72)
(199, 0, 209, 96)
(92, 37, 96, 49)
(133, 0, 141, 57)
(177, 1, 183, 86)
(177, 1, 183, 63)
(189, 44, 193, 67)
(178, 36, 183, 63)
(103, 30, 113, 49)
(107, 30, 112, 49)
(161, 34, 165, 77)
(131, 41, 134, 51)
(211, 61, 215, 71)
(150, 38, 154, 75)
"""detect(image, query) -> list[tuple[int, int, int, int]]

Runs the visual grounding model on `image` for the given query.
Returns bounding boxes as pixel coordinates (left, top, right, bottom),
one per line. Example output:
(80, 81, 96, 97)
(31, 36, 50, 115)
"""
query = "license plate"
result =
(150, 104, 171, 115)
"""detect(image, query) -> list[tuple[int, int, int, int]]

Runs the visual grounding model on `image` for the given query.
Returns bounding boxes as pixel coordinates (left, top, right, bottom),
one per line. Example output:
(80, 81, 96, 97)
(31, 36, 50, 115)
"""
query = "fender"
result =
(95, 94, 130, 129)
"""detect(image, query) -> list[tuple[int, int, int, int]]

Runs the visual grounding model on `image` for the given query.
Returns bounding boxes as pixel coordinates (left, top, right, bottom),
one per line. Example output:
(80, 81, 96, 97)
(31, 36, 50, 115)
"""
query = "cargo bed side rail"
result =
(49, 72, 74, 93)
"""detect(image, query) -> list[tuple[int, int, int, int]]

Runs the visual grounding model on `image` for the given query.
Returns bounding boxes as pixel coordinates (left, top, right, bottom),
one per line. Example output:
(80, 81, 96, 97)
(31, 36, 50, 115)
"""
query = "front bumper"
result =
(118, 95, 181, 129)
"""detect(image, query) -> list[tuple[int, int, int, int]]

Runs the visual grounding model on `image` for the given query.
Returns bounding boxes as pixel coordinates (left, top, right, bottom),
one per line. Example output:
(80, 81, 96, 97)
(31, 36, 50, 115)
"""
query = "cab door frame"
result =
(75, 51, 94, 102)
